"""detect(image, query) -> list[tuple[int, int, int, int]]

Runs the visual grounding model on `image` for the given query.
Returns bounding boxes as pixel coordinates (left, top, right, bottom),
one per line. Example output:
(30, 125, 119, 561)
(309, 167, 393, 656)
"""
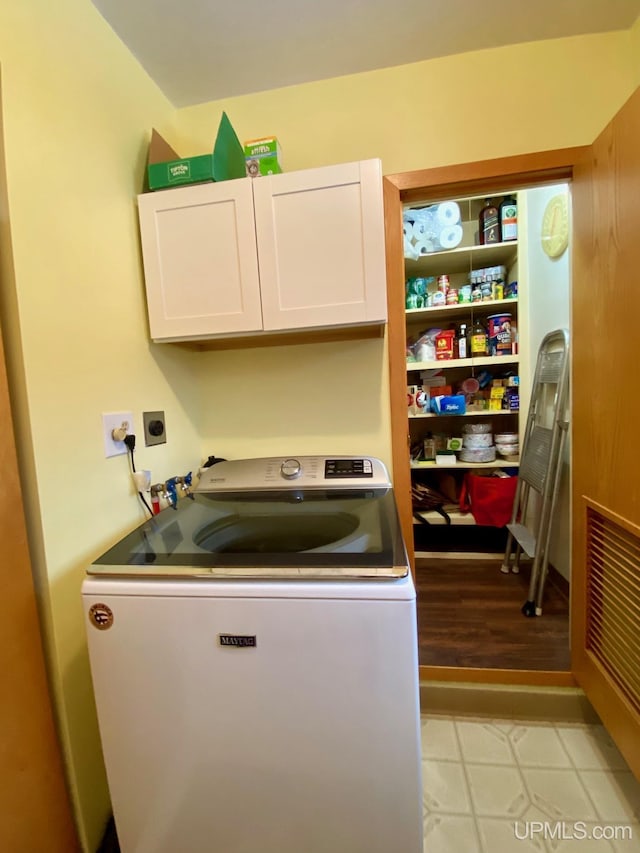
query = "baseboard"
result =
(421, 680, 600, 723)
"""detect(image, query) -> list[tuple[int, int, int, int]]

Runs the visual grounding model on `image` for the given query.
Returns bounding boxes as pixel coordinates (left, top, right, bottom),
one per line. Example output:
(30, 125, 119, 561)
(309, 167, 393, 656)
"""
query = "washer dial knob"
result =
(280, 458, 302, 480)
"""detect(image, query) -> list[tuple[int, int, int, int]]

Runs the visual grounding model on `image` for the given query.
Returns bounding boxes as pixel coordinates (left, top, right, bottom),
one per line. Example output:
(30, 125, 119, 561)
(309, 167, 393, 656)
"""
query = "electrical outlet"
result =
(102, 411, 133, 458)
(143, 410, 167, 447)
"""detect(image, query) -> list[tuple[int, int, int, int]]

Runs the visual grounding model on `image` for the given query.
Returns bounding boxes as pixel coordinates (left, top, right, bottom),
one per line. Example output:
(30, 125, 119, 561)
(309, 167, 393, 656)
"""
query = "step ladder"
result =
(501, 328, 570, 616)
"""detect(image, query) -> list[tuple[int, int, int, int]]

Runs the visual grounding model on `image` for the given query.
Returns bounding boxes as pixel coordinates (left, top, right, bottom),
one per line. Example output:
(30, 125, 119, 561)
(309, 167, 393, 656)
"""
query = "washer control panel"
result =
(280, 458, 302, 480)
(324, 458, 373, 478)
(196, 456, 389, 492)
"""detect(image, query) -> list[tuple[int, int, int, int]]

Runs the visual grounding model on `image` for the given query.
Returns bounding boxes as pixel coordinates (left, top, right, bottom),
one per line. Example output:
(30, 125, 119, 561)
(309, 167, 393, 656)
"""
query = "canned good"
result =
(446, 289, 458, 305)
(437, 275, 450, 294)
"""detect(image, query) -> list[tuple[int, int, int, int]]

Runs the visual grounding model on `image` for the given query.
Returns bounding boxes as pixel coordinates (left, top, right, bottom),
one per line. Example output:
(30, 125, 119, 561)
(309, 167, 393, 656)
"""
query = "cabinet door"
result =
(252, 160, 387, 331)
(138, 179, 263, 341)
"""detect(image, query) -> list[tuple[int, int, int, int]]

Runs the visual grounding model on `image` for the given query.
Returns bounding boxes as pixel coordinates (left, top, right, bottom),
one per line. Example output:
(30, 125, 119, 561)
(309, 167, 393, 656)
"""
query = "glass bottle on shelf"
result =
(479, 198, 501, 245)
(499, 195, 518, 242)
(456, 323, 469, 359)
(470, 319, 489, 357)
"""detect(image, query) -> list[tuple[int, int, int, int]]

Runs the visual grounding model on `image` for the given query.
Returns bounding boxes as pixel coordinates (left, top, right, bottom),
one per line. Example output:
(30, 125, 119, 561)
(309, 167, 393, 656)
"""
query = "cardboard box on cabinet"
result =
(243, 136, 283, 177)
(145, 112, 246, 191)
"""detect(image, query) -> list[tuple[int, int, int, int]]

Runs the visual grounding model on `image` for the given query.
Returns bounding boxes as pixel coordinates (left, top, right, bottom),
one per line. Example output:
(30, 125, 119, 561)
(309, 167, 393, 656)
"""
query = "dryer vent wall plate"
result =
(143, 411, 167, 446)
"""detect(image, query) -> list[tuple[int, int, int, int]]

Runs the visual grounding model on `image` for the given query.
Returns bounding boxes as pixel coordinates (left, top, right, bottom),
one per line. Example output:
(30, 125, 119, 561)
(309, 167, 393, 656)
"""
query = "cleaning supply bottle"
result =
(499, 195, 518, 241)
(479, 198, 500, 244)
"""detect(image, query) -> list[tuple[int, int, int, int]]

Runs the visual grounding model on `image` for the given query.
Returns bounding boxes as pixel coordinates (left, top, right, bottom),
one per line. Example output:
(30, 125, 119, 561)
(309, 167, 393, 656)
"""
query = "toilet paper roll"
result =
(433, 201, 461, 226)
(436, 224, 463, 250)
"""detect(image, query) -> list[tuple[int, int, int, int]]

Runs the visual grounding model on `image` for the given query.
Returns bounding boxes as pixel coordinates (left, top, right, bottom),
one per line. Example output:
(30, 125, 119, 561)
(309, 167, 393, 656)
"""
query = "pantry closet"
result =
(383, 151, 576, 685)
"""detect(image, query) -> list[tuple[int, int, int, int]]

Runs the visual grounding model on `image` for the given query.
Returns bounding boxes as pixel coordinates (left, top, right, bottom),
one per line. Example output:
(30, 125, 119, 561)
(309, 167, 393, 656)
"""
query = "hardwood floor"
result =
(416, 556, 571, 670)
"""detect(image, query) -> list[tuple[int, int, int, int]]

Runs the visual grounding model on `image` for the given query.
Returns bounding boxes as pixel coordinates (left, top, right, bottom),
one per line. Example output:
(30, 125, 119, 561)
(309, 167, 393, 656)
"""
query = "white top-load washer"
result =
(83, 456, 423, 853)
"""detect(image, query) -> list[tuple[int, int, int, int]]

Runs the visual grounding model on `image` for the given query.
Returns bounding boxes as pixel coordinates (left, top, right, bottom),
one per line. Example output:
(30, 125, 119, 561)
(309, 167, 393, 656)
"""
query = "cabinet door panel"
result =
(253, 160, 387, 331)
(138, 180, 263, 340)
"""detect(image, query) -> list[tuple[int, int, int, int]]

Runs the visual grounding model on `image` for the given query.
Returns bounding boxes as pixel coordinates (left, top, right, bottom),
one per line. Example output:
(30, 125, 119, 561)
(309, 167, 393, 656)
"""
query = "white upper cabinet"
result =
(138, 178, 262, 341)
(252, 160, 387, 332)
(137, 160, 387, 343)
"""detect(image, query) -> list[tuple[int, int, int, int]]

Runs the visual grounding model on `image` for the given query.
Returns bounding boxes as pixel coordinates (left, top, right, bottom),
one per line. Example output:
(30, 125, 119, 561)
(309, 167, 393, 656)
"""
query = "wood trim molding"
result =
(386, 146, 588, 680)
(385, 146, 589, 203)
(420, 665, 576, 687)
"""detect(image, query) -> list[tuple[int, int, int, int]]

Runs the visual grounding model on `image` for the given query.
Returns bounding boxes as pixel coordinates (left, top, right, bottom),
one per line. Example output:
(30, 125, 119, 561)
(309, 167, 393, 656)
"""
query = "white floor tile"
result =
(421, 716, 460, 761)
(545, 823, 616, 852)
(478, 815, 549, 853)
(455, 720, 515, 765)
(556, 725, 630, 771)
(510, 724, 573, 768)
(466, 764, 529, 818)
(422, 814, 481, 853)
(422, 759, 472, 815)
(581, 771, 640, 823)
(522, 768, 599, 821)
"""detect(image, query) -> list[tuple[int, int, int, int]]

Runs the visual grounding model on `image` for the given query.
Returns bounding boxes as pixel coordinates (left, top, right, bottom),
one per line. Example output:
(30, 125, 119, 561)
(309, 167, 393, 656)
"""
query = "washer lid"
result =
(88, 487, 408, 580)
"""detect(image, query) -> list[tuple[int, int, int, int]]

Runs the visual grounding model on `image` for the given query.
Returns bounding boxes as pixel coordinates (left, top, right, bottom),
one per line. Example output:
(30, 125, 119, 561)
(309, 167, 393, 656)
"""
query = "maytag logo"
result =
(219, 634, 256, 648)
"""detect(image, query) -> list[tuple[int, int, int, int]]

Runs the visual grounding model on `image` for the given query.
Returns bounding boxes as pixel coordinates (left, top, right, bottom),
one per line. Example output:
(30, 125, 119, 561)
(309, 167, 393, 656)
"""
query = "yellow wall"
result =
(0, 7, 638, 851)
(178, 32, 636, 174)
(0, 1, 198, 849)
(179, 31, 638, 467)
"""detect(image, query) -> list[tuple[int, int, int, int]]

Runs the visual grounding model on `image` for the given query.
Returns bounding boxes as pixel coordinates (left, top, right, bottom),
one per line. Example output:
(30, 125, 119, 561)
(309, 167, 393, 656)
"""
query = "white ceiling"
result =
(92, 0, 640, 107)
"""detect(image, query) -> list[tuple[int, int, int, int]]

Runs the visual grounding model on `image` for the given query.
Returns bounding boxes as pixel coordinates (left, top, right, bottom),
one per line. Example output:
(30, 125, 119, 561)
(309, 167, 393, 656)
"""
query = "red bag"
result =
(459, 472, 518, 527)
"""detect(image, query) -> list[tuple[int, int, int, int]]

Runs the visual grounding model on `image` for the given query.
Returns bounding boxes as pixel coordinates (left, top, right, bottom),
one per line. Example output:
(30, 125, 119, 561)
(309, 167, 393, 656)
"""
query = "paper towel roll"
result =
(412, 238, 430, 256)
(436, 224, 463, 250)
(412, 219, 428, 239)
(404, 238, 419, 260)
(434, 201, 461, 226)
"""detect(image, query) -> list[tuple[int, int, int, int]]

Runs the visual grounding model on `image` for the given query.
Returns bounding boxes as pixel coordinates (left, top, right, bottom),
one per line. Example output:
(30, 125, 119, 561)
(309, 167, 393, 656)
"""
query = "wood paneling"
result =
(0, 320, 79, 851)
(572, 85, 640, 780)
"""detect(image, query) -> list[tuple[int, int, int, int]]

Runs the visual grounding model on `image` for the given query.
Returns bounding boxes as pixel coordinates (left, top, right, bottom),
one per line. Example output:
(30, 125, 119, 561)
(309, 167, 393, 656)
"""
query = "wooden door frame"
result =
(384, 147, 588, 687)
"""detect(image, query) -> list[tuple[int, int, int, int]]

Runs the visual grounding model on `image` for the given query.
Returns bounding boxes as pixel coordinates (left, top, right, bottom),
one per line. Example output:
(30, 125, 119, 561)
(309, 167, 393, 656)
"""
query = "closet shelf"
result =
(407, 354, 519, 371)
(408, 410, 517, 419)
(406, 297, 517, 325)
(411, 459, 519, 470)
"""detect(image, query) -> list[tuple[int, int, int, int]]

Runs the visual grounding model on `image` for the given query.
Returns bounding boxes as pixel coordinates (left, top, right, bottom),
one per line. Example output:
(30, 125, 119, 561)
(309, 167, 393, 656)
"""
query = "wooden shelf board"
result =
(407, 354, 520, 371)
(409, 410, 518, 419)
(405, 241, 517, 277)
(414, 507, 477, 526)
(411, 459, 519, 470)
(406, 298, 518, 325)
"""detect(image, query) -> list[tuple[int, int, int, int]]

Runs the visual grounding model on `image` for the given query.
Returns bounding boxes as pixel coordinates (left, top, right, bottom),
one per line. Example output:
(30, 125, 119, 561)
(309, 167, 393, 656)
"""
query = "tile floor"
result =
(421, 715, 640, 852)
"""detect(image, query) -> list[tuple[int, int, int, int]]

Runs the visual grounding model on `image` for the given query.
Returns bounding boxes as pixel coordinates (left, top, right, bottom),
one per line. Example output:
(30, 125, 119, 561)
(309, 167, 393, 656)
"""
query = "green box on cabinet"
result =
(145, 112, 246, 191)
(243, 136, 283, 177)
(148, 153, 214, 190)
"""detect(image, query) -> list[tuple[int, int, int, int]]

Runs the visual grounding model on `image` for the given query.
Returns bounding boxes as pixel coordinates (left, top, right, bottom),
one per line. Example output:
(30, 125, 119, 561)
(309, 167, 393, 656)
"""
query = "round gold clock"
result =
(541, 193, 569, 258)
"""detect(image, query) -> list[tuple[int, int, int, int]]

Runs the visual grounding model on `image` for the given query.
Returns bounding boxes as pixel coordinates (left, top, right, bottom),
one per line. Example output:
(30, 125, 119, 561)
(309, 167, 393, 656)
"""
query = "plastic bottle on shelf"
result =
(499, 195, 518, 242)
(479, 198, 501, 245)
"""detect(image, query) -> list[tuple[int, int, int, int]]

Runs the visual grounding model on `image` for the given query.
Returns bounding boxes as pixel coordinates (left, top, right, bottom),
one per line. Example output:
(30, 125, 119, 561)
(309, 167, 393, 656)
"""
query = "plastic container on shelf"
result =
(459, 446, 497, 463)
(462, 432, 494, 449)
(462, 422, 492, 434)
